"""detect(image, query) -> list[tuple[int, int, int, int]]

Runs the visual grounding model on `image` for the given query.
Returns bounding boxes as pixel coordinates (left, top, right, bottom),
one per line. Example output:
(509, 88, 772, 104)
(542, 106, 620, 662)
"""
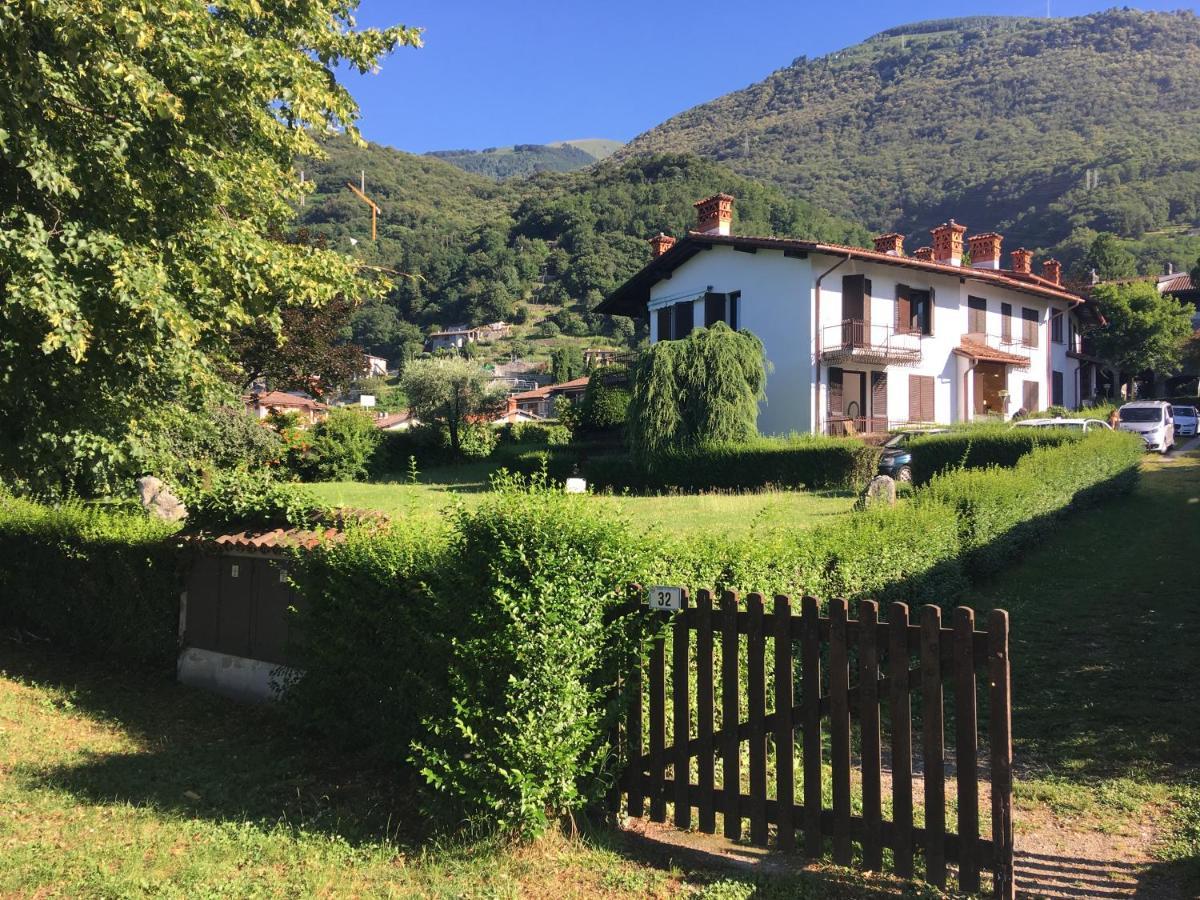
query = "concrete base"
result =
(177, 647, 300, 703)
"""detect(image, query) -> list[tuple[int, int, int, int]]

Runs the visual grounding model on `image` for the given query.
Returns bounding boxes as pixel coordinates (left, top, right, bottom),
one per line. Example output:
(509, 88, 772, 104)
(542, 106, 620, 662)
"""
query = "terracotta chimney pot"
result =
(967, 232, 1003, 270)
(1042, 258, 1062, 285)
(913, 246, 935, 262)
(649, 232, 676, 258)
(931, 219, 968, 266)
(693, 193, 735, 236)
(873, 232, 904, 256)
(1011, 248, 1033, 275)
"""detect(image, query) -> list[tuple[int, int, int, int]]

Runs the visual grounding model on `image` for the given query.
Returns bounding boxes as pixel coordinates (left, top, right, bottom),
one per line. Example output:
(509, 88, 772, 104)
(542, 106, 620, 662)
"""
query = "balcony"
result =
(962, 332, 1032, 369)
(820, 319, 922, 367)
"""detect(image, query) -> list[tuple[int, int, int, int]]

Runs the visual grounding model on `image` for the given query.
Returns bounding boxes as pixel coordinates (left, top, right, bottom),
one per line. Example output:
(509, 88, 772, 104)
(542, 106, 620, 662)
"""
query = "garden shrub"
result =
(138, 403, 282, 491)
(413, 470, 645, 836)
(290, 407, 382, 482)
(578, 367, 631, 432)
(373, 422, 497, 472)
(0, 493, 180, 666)
(182, 468, 330, 533)
(497, 421, 572, 447)
(284, 518, 451, 756)
(908, 425, 1085, 484)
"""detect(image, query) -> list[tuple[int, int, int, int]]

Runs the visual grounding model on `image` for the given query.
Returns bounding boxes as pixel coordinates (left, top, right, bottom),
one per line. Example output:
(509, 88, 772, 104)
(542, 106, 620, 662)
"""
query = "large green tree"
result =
(1082, 233, 1140, 282)
(400, 357, 504, 456)
(1088, 281, 1194, 397)
(0, 1, 420, 493)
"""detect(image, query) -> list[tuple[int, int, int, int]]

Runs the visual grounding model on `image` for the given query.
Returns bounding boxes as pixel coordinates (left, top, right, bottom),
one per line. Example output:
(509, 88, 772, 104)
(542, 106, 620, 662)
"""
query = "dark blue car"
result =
(877, 428, 947, 483)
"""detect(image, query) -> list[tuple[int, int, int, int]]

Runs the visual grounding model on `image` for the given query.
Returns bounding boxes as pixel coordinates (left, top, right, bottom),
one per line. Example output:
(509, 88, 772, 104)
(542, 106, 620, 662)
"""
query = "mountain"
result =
(426, 139, 624, 180)
(296, 136, 868, 361)
(624, 10, 1200, 271)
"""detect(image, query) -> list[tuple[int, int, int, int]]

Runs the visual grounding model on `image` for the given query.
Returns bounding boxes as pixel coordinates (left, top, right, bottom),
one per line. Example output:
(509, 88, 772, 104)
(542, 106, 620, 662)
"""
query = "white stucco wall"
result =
(648, 245, 1081, 434)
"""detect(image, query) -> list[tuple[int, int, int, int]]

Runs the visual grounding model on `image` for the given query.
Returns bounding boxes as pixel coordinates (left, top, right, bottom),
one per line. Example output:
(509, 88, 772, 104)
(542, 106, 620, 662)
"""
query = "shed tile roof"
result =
(247, 391, 328, 411)
(510, 375, 590, 401)
(952, 337, 1032, 366)
(1160, 272, 1195, 294)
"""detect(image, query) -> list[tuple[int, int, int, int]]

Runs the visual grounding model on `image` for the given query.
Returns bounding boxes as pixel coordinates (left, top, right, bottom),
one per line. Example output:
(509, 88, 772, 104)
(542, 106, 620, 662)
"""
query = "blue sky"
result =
(344, 1, 1199, 154)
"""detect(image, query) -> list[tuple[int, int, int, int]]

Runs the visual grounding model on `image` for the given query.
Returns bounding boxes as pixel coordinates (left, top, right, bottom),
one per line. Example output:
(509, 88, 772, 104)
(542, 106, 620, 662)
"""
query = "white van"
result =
(1116, 401, 1175, 454)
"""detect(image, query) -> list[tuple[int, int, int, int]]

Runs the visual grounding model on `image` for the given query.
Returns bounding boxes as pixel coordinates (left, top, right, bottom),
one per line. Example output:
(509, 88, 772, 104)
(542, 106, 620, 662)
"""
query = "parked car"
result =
(1172, 404, 1198, 438)
(878, 428, 947, 482)
(1116, 401, 1175, 454)
(1012, 417, 1112, 432)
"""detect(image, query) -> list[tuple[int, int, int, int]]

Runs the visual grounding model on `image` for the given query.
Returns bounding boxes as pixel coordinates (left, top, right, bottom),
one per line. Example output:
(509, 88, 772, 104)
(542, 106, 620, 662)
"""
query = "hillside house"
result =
(363, 353, 389, 377)
(600, 195, 1092, 435)
(425, 321, 513, 352)
(509, 375, 590, 419)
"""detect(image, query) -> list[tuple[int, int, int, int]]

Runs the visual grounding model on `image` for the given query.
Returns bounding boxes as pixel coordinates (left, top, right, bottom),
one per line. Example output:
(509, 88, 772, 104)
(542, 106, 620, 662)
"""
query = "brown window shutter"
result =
(674, 301, 694, 339)
(922, 375, 935, 421)
(704, 292, 726, 327)
(656, 307, 672, 341)
(1023, 379, 1039, 411)
(927, 287, 936, 336)
(1022, 308, 1038, 347)
(842, 275, 865, 321)
(896, 284, 912, 333)
(968, 296, 987, 336)
(871, 371, 888, 431)
(828, 367, 844, 417)
(1001, 303, 1012, 342)
(1052, 370, 1064, 406)
(909, 374, 934, 422)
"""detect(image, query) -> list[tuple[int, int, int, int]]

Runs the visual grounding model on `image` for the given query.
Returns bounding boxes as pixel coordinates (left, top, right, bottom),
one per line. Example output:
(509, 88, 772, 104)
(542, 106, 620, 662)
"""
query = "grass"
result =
(308, 462, 855, 539)
(0, 647, 922, 898)
(973, 450, 1200, 885)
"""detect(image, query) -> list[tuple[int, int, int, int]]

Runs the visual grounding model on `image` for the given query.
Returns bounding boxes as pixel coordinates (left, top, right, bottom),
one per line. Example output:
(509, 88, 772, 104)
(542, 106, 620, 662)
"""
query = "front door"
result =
(974, 362, 1006, 417)
(843, 370, 866, 424)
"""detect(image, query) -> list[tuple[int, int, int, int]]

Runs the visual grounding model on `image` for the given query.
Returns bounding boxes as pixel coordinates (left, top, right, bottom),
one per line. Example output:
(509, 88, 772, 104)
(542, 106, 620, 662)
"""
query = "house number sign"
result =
(646, 585, 683, 611)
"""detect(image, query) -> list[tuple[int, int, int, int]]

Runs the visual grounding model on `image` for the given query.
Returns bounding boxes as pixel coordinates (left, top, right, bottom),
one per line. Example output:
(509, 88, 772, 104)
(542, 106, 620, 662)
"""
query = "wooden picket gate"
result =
(616, 589, 1015, 899)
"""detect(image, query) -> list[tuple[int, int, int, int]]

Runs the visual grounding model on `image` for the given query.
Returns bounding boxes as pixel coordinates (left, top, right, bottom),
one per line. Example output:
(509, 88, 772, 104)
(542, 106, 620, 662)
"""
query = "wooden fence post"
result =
(858, 600, 883, 871)
(954, 606, 981, 893)
(673, 589, 691, 829)
(773, 594, 795, 851)
(801, 595, 823, 857)
(989, 610, 1015, 900)
(721, 590, 741, 840)
(889, 602, 914, 878)
(696, 589, 716, 834)
(649, 610, 667, 823)
(747, 593, 768, 845)
(829, 598, 852, 865)
(921, 604, 947, 888)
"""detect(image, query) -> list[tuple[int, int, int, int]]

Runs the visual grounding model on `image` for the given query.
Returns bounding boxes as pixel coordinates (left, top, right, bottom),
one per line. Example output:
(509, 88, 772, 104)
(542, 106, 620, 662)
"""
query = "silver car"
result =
(1116, 401, 1175, 454)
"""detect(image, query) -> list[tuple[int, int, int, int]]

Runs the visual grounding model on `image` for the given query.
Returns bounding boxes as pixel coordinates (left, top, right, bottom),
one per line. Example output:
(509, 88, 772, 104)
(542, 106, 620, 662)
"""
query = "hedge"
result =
(0, 494, 181, 666)
(908, 425, 1085, 484)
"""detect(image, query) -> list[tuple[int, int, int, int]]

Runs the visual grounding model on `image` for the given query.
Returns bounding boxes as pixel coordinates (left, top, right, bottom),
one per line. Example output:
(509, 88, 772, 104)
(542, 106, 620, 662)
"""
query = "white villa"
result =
(600, 194, 1100, 436)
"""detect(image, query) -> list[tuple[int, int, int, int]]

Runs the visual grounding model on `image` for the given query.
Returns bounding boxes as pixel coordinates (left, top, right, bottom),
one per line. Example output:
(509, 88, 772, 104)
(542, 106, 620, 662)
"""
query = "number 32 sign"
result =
(646, 585, 683, 612)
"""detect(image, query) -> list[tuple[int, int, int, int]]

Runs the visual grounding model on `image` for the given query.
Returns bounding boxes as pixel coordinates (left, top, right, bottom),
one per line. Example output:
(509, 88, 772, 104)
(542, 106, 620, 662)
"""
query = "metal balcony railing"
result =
(821, 319, 923, 366)
(823, 416, 891, 437)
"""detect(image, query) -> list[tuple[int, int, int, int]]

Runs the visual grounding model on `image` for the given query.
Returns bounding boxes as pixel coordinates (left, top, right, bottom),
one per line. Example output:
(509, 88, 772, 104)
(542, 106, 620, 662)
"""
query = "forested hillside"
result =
(427, 143, 600, 179)
(296, 135, 869, 362)
(625, 9, 1200, 272)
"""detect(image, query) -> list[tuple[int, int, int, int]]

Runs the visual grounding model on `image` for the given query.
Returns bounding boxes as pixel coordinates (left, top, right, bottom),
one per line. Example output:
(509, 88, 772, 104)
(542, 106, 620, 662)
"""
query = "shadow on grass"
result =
(0, 640, 428, 849)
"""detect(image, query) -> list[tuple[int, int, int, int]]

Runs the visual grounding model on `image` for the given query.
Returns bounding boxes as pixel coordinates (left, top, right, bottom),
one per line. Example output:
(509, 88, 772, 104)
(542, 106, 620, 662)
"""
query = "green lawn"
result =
(974, 451, 1200, 889)
(308, 465, 855, 539)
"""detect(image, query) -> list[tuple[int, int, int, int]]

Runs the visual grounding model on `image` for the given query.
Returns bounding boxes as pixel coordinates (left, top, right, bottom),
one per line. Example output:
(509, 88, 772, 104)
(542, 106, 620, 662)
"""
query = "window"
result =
(1021, 307, 1039, 348)
(704, 291, 726, 327)
(967, 296, 987, 336)
(897, 285, 933, 336)
(1001, 302, 1013, 343)
(908, 374, 935, 422)
(842, 274, 871, 322)
(729, 291, 740, 330)
(1022, 380, 1039, 412)
(1051, 309, 1063, 344)
(673, 301, 694, 339)
(1068, 319, 1077, 352)
(655, 307, 672, 342)
(1052, 370, 1064, 407)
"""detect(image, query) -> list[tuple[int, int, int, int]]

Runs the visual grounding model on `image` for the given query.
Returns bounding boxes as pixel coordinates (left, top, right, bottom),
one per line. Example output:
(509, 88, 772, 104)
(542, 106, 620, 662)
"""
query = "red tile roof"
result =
(953, 337, 1032, 366)
(600, 232, 1085, 317)
(374, 411, 413, 429)
(247, 391, 328, 411)
(206, 527, 344, 553)
(510, 375, 590, 401)
(1160, 272, 1195, 294)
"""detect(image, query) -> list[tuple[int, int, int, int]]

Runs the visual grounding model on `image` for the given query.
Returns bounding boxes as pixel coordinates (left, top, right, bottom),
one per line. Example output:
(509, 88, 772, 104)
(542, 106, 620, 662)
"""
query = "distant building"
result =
(509, 375, 590, 419)
(583, 347, 619, 368)
(374, 410, 417, 431)
(425, 321, 513, 352)
(363, 353, 389, 377)
(245, 391, 328, 425)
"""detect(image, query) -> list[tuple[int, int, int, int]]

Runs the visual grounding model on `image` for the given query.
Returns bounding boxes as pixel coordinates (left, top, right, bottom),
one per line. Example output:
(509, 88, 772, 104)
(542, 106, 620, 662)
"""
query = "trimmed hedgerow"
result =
(908, 425, 1086, 484)
(0, 494, 181, 666)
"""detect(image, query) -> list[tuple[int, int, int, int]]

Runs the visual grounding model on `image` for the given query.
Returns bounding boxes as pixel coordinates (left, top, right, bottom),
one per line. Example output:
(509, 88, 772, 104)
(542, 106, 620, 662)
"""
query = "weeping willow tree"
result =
(627, 322, 767, 460)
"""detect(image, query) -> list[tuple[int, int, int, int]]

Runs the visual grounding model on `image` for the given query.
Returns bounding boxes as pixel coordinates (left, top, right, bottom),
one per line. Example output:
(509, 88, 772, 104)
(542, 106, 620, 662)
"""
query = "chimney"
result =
(931, 219, 968, 266)
(1010, 248, 1033, 275)
(1042, 258, 1062, 285)
(649, 232, 676, 258)
(913, 246, 935, 262)
(693, 193, 735, 236)
(873, 232, 904, 256)
(967, 232, 1003, 270)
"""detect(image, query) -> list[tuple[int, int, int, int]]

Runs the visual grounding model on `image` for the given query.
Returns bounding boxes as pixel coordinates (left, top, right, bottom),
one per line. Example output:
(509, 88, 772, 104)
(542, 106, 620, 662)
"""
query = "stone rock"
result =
(137, 476, 188, 522)
(857, 475, 897, 510)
